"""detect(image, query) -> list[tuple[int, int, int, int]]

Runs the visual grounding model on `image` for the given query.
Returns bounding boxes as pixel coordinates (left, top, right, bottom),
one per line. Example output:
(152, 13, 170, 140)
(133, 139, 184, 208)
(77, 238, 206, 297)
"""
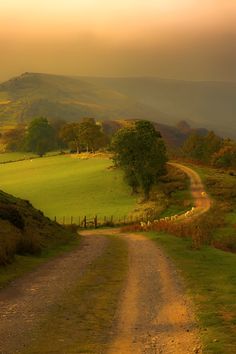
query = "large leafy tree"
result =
(111, 120, 167, 199)
(3, 125, 26, 152)
(25, 118, 55, 156)
(59, 123, 83, 153)
(183, 131, 223, 163)
(80, 118, 108, 152)
(60, 119, 109, 153)
(50, 119, 67, 151)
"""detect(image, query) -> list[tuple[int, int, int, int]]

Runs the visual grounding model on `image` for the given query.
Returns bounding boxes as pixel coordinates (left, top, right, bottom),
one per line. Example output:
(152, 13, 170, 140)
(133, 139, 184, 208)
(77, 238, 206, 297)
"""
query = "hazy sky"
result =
(0, 0, 236, 82)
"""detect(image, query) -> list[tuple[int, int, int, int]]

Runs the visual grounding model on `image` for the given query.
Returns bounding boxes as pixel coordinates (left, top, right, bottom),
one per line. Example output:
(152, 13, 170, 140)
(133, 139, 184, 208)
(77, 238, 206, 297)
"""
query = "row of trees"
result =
(182, 131, 236, 168)
(3, 118, 168, 199)
(3, 118, 109, 156)
(60, 119, 108, 154)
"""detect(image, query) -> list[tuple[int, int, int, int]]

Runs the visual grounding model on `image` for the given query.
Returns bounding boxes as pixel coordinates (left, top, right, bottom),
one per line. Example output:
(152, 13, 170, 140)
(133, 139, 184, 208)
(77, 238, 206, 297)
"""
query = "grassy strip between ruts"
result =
(23, 236, 128, 354)
(147, 231, 236, 354)
(0, 238, 81, 289)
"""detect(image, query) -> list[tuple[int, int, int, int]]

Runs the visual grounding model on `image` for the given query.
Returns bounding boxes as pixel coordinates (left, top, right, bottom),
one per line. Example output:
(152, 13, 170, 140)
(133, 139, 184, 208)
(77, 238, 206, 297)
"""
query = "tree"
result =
(50, 119, 67, 151)
(59, 123, 83, 153)
(212, 142, 236, 168)
(80, 118, 108, 152)
(182, 133, 205, 161)
(182, 131, 223, 163)
(24, 118, 55, 156)
(111, 120, 167, 199)
(3, 125, 26, 151)
(60, 119, 109, 153)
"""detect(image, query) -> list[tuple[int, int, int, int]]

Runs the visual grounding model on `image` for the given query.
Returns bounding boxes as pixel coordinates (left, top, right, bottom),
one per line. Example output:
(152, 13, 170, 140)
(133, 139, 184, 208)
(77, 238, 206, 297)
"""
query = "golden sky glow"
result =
(0, 0, 236, 81)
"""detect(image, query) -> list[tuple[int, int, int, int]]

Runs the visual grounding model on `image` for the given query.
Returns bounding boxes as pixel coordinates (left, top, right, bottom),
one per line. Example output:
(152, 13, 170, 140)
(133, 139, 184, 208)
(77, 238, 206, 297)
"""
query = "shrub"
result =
(212, 236, 236, 253)
(0, 221, 20, 265)
(0, 204, 25, 229)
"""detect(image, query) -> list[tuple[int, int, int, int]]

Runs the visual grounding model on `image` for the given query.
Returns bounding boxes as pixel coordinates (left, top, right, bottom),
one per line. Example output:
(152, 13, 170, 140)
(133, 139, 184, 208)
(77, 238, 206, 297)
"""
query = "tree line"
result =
(2, 118, 168, 200)
(182, 131, 236, 169)
(2, 117, 109, 156)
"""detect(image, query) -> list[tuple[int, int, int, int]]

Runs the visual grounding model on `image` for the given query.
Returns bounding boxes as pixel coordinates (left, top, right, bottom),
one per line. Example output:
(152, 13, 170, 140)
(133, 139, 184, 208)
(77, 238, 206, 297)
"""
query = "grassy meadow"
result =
(0, 155, 137, 221)
(0, 152, 38, 163)
(148, 232, 236, 354)
(0, 151, 64, 163)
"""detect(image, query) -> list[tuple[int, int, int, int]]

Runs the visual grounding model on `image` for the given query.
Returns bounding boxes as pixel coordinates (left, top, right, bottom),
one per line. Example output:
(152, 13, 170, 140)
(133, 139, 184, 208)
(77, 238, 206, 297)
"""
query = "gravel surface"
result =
(0, 235, 108, 354)
(169, 162, 212, 220)
(108, 231, 202, 354)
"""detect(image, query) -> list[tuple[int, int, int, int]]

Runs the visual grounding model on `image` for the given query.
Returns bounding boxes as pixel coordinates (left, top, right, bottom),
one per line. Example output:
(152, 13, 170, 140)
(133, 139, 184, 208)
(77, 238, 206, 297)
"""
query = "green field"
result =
(148, 232, 236, 354)
(0, 152, 37, 163)
(0, 155, 136, 221)
(0, 151, 63, 163)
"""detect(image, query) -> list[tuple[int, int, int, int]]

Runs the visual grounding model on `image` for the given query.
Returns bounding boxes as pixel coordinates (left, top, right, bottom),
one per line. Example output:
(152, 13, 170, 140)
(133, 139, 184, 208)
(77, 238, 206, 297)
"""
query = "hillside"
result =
(0, 189, 74, 265)
(0, 72, 235, 139)
(101, 119, 208, 148)
(0, 72, 168, 125)
(85, 77, 236, 139)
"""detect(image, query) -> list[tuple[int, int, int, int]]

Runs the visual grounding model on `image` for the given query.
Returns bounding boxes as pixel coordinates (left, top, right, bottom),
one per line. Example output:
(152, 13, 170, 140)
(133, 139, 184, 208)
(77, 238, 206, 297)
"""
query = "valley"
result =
(0, 153, 236, 353)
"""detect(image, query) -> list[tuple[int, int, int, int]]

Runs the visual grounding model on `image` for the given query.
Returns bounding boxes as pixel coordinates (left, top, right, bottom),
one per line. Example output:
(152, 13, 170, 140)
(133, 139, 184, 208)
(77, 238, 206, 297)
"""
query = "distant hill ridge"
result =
(0, 72, 235, 138)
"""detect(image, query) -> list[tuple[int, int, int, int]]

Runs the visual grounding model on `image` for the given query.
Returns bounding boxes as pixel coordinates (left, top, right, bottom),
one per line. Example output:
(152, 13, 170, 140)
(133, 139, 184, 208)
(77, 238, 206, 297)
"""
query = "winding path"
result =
(0, 163, 208, 353)
(168, 162, 212, 220)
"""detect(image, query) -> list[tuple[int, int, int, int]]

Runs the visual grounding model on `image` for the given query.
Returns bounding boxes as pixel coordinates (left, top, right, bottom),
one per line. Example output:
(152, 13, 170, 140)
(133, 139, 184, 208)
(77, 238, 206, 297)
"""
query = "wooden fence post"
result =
(54, 216, 57, 222)
(94, 215, 98, 229)
(84, 216, 87, 228)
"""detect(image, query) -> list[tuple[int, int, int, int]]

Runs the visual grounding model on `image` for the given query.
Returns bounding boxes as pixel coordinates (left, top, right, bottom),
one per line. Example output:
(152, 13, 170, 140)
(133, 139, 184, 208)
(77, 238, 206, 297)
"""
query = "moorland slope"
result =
(1, 72, 235, 138)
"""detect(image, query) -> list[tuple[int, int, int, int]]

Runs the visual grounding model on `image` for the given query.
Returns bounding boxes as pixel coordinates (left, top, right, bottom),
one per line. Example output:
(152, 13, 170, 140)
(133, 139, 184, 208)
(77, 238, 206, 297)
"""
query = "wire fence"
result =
(54, 214, 151, 229)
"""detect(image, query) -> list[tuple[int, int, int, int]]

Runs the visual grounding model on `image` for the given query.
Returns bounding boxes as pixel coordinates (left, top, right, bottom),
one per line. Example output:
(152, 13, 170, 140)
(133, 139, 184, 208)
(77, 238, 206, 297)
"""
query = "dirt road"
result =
(0, 235, 108, 354)
(104, 231, 201, 354)
(169, 162, 212, 220)
(0, 230, 202, 354)
(0, 163, 206, 353)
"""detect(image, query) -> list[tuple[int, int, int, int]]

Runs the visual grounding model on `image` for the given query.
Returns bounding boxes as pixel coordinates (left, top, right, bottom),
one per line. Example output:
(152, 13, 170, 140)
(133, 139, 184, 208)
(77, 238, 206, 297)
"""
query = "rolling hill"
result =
(0, 72, 169, 125)
(0, 72, 235, 138)
(85, 77, 236, 139)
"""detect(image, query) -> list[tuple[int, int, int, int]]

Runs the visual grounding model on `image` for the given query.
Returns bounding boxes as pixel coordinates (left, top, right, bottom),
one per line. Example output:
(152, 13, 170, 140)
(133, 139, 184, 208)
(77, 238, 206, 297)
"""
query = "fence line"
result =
(54, 214, 152, 229)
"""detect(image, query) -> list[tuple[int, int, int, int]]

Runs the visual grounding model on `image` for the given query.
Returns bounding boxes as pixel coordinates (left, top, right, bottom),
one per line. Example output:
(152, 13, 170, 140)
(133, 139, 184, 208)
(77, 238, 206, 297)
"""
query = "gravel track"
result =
(0, 163, 206, 353)
(105, 231, 201, 354)
(0, 235, 108, 354)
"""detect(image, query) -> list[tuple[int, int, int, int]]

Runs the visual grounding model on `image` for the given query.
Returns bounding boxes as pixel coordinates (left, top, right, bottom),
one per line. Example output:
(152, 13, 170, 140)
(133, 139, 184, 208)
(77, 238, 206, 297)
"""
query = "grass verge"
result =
(0, 238, 80, 289)
(23, 236, 128, 354)
(148, 231, 236, 354)
(184, 163, 236, 252)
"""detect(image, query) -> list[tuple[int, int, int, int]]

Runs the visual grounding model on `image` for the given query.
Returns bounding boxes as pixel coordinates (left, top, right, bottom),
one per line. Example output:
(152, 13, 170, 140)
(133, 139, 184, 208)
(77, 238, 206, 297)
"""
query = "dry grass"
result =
(123, 207, 226, 251)
(0, 190, 76, 265)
